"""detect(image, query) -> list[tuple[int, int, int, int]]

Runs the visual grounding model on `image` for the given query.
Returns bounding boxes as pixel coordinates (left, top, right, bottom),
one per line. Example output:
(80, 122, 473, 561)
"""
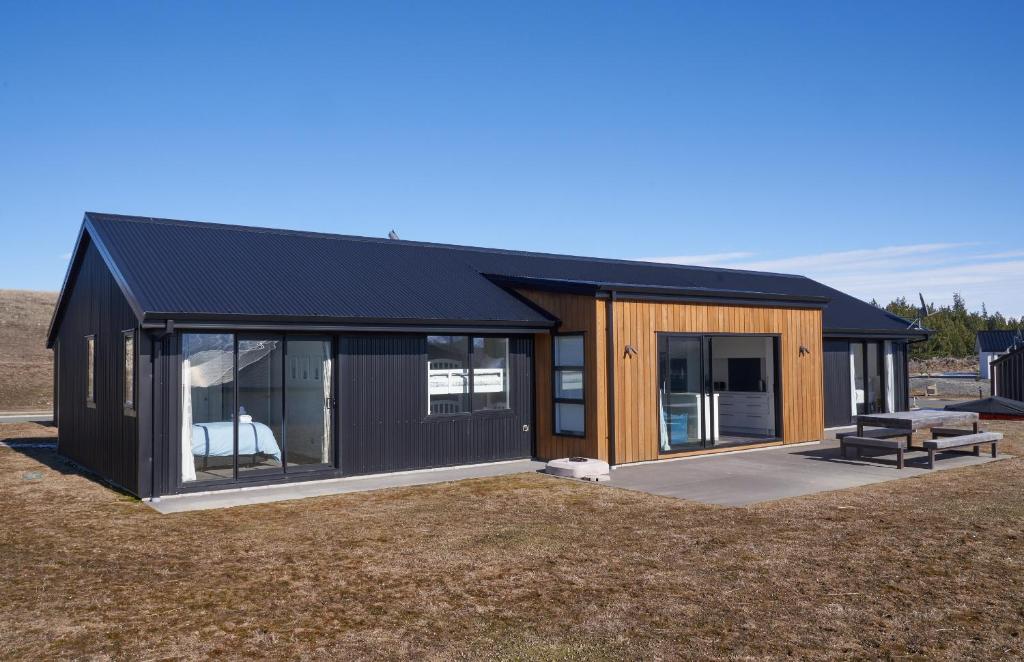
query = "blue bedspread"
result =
(191, 421, 282, 460)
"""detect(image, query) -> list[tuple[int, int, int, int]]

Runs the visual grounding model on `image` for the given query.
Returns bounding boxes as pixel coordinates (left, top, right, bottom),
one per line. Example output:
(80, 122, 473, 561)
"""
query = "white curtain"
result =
(884, 341, 896, 412)
(658, 390, 670, 451)
(181, 357, 196, 482)
(849, 350, 858, 416)
(322, 347, 332, 463)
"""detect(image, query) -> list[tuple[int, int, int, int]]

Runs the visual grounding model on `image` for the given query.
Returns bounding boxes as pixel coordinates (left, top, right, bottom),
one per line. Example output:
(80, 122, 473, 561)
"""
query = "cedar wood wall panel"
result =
(519, 290, 824, 464)
(515, 290, 605, 461)
(54, 237, 140, 494)
(518, 290, 824, 464)
(610, 300, 825, 461)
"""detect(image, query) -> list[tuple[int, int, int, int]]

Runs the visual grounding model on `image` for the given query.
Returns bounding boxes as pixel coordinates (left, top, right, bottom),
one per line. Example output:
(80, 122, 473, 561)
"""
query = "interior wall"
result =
(710, 336, 775, 393)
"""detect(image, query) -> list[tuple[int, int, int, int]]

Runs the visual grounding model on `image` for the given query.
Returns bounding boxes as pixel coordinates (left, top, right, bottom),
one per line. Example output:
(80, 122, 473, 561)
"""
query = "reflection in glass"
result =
(182, 333, 235, 482)
(555, 402, 585, 435)
(427, 336, 469, 414)
(658, 336, 704, 451)
(237, 336, 284, 476)
(286, 337, 332, 468)
(472, 337, 509, 411)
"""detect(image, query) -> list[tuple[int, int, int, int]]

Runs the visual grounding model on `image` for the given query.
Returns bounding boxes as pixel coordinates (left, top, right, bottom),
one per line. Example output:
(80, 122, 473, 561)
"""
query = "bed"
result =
(191, 421, 282, 466)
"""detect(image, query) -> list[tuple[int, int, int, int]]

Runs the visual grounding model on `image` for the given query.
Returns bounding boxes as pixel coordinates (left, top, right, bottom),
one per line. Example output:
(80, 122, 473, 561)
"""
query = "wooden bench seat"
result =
(836, 427, 912, 441)
(922, 431, 1002, 469)
(929, 427, 978, 438)
(839, 436, 909, 469)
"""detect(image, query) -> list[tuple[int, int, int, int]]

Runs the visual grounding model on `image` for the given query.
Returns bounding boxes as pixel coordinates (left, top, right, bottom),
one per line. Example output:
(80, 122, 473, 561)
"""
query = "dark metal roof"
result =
(945, 396, 1024, 416)
(976, 329, 1024, 352)
(47, 212, 927, 344)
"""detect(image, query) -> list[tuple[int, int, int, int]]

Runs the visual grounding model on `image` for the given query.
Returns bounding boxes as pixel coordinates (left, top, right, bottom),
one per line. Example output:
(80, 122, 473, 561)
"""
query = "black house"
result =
(48, 213, 927, 499)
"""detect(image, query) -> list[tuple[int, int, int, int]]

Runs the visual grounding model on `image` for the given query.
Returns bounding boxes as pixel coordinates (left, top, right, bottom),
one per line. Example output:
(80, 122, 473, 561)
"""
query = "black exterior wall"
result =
(823, 338, 910, 428)
(153, 331, 534, 496)
(892, 341, 910, 411)
(823, 339, 853, 428)
(339, 335, 534, 475)
(992, 345, 1024, 401)
(53, 237, 140, 493)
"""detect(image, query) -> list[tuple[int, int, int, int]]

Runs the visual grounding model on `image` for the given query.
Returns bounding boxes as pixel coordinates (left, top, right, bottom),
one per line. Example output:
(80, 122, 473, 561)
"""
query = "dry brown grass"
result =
(1, 422, 1022, 660)
(0, 289, 57, 411)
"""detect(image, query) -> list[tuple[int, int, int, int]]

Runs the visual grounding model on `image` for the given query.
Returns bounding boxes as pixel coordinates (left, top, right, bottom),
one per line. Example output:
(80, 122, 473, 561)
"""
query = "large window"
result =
(181, 333, 335, 484)
(427, 336, 510, 415)
(85, 335, 96, 407)
(553, 334, 585, 436)
(285, 336, 333, 469)
(182, 333, 236, 482)
(237, 335, 285, 477)
(123, 330, 135, 413)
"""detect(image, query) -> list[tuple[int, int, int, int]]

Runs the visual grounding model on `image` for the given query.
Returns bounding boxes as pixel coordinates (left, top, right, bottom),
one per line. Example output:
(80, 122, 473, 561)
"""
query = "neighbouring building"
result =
(977, 329, 1024, 380)
(48, 213, 928, 498)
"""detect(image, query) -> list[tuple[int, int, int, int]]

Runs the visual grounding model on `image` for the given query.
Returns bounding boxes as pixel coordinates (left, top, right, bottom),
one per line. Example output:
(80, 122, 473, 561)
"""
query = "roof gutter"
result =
(824, 328, 932, 340)
(139, 318, 553, 335)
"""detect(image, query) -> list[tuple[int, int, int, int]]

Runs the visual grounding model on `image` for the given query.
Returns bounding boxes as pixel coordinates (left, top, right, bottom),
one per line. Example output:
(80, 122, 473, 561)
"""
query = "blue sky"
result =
(1, 2, 1021, 314)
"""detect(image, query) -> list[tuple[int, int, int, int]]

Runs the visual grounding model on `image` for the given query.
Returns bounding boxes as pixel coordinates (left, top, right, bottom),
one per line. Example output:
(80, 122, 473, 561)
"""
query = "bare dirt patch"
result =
(1, 421, 1022, 660)
(0, 289, 57, 411)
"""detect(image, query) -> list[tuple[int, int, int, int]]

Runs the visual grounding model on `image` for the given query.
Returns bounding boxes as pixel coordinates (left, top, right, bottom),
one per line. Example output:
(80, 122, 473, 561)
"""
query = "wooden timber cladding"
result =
(516, 290, 607, 461)
(517, 289, 825, 464)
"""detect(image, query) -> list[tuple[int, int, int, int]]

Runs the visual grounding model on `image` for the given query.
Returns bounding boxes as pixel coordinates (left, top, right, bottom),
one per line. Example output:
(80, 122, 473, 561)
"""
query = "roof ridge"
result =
(84, 211, 811, 281)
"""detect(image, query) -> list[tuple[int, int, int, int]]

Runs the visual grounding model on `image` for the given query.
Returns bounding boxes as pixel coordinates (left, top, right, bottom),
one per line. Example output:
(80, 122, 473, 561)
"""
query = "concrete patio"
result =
(605, 439, 1006, 506)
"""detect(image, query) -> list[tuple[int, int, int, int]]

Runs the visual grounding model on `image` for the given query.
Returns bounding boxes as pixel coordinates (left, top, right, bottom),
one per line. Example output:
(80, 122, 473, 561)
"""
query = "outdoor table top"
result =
(855, 409, 979, 431)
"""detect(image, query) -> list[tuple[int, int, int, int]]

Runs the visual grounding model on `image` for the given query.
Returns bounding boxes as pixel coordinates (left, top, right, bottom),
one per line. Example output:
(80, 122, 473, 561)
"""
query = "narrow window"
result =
(553, 334, 585, 436)
(427, 336, 470, 414)
(123, 330, 136, 412)
(85, 335, 96, 407)
(472, 337, 510, 411)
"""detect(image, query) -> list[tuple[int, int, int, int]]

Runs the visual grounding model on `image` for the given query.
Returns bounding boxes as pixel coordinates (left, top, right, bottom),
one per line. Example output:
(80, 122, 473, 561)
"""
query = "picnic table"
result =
(855, 410, 979, 444)
(842, 409, 998, 469)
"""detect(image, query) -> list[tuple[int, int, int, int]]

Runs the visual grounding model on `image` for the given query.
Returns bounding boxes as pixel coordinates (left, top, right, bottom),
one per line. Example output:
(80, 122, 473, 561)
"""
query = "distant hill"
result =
(0, 290, 57, 411)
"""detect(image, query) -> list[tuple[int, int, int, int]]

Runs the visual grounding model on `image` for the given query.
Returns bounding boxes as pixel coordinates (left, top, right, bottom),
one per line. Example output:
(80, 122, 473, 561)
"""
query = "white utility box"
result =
(545, 457, 610, 481)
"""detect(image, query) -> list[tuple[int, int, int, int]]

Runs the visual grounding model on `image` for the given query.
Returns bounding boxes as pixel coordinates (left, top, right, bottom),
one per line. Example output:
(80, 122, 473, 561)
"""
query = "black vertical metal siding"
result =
(992, 345, 1024, 401)
(339, 334, 533, 475)
(54, 237, 140, 494)
(891, 341, 910, 410)
(823, 339, 852, 427)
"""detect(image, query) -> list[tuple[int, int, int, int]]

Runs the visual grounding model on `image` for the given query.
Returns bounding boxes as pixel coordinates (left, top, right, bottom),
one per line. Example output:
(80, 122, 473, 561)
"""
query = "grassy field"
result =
(0, 289, 57, 411)
(1, 422, 1022, 660)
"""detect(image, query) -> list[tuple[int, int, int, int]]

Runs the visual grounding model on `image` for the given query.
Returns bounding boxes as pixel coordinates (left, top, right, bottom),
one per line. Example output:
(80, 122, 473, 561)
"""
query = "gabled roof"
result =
(47, 212, 927, 346)
(977, 329, 1024, 353)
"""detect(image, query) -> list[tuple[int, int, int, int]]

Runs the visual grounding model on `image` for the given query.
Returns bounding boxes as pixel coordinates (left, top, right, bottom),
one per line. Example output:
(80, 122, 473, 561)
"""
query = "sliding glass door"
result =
(658, 334, 781, 452)
(285, 336, 334, 470)
(658, 336, 705, 451)
(181, 332, 334, 485)
(852, 341, 885, 415)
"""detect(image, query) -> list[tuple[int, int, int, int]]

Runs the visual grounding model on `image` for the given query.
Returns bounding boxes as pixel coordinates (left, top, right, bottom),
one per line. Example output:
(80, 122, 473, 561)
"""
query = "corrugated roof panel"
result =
(81, 212, 921, 335)
(977, 329, 1024, 352)
(87, 214, 553, 325)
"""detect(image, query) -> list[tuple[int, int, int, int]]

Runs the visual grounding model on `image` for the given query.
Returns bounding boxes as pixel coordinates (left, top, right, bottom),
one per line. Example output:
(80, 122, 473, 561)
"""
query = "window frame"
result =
(552, 332, 586, 437)
(425, 335, 513, 417)
(122, 329, 136, 416)
(85, 334, 96, 408)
